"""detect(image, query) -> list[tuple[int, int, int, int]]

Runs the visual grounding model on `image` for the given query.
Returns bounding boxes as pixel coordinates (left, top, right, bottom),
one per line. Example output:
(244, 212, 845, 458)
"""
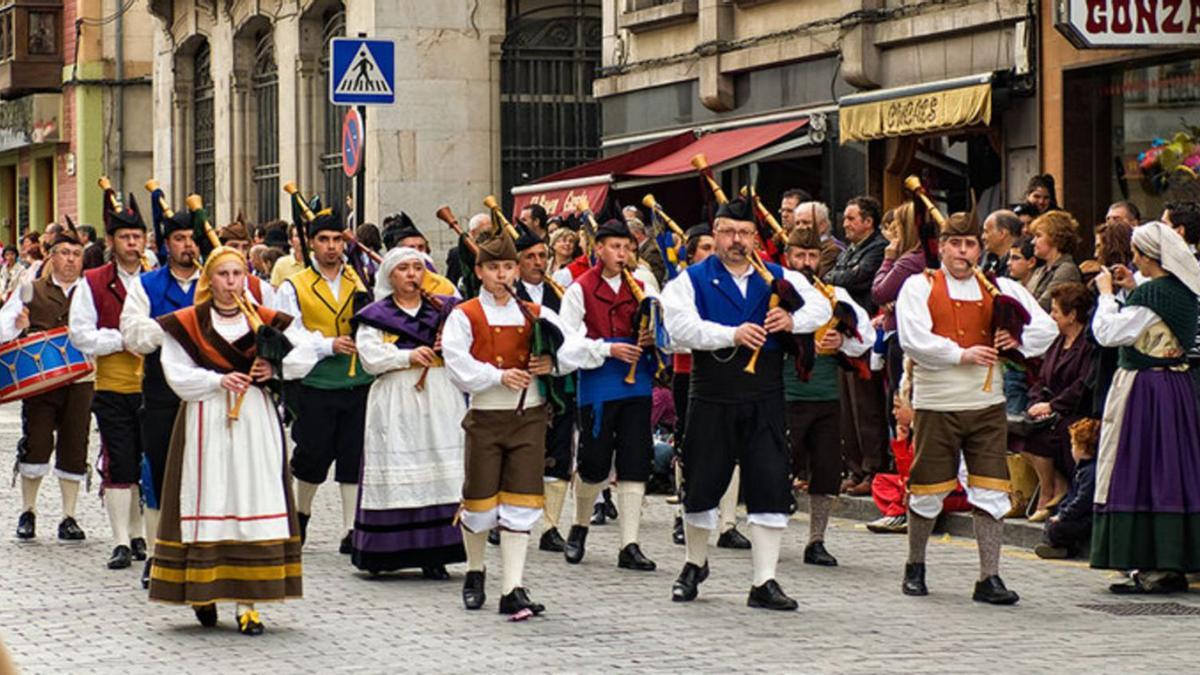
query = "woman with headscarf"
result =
(349, 247, 466, 578)
(150, 247, 312, 635)
(1091, 221, 1200, 594)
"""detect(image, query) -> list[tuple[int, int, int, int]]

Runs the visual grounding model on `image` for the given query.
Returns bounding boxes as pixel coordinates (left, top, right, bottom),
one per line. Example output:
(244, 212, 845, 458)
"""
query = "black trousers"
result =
(544, 400, 576, 481)
(577, 397, 653, 484)
(93, 391, 144, 488)
(290, 383, 369, 485)
(786, 399, 842, 495)
(838, 369, 890, 480)
(681, 395, 793, 516)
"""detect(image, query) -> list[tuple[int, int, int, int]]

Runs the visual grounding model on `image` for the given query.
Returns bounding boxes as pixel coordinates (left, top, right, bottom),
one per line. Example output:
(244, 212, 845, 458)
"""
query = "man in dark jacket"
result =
(824, 196, 889, 494)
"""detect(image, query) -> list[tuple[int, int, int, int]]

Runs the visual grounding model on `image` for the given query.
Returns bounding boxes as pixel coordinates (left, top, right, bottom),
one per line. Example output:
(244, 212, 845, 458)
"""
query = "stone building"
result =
(148, 0, 600, 257)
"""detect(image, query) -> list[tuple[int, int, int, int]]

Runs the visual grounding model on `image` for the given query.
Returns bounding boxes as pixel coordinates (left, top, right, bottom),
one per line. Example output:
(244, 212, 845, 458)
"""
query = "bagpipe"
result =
(741, 184, 787, 263)
(436, 205, 484, 300)
(620, 264, 670, 385)
(902, 175, 947, 270)
(798, 271, 869, 381)
(903, 175, 1029, 392)
(482, 195, 566, 301)
(144, 178, 172, 263)
(642, 193, 686, 280)
(692, 153, 804, 375)
(505, 283, 567, 416)
(98, 176, 152, 271)
(185, 193, 292, 422)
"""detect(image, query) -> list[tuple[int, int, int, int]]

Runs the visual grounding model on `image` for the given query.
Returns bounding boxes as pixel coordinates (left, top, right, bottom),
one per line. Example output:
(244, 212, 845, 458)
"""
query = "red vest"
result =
(246, 274, 263, 304)
(565, 255, 592, 282)
(927, 270, 994, 348)
(576, 265, 640, 339)
(84, 262, 128, 330)
(459, 298, 539, 370)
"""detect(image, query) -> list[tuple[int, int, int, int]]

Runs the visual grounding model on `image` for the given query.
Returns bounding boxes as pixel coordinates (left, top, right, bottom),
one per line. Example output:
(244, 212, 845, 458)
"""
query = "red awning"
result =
(532, 131, 696, 184)
(511, 179, 610, 220)
(622, 119, 809, 178)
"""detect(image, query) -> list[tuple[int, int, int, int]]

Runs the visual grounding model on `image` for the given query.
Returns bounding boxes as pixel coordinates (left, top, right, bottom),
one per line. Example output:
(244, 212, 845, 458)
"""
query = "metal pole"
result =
(356, 105, 366, 229)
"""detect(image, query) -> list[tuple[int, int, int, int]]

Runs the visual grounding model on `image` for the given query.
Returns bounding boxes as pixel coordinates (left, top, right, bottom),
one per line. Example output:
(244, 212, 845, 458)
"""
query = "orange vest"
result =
(458, 297, 539, 370)
(926, 269, 993, 348)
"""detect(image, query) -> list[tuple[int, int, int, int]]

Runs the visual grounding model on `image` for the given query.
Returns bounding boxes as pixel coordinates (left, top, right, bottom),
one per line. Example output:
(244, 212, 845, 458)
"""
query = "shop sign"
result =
(511, 181, 611, 219)
(840, 83, 992, 144)
(1056, 0, 1200, 49)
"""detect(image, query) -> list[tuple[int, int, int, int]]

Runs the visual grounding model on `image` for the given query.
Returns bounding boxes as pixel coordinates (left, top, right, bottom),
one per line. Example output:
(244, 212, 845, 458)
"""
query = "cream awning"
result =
(839, 73, 993, 144)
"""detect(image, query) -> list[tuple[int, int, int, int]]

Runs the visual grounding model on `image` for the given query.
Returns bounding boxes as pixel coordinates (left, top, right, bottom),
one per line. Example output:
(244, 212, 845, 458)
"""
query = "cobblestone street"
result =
(0, 404, 1196, 674)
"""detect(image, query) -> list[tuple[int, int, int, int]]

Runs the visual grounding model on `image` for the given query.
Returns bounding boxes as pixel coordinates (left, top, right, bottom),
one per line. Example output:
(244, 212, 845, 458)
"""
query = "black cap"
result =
(515, 225, 545, 252)
(161, 209, 194, 238)
(381, 212, 424, 249)
(685, 223, 712, 243)
(307, 208, 344, 238)
(715, 197, 755, 223)
(108, 193, 147, 232)
(264, 228, 289, 249)
(594, 219, 633, 242)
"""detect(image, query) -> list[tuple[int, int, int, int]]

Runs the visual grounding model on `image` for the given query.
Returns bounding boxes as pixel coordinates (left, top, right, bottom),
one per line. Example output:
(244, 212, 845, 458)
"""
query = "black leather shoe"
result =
(487, 529, 500, 546)
(499, 587, 546, 616)
(564, 525, 588, 564)
(462, 570, 486, 610)
(237, 610, 264, 636)
(717, 527, 752, 550)
(747, 579, 798, 611)
(16, 510, 35, 540)
(672, 516, 685, 546)
(130, 537, 148, 561)
(58, 517, 85, 541)
(603, 489, 618, 520)
(141, 559, 152, 590)
(803, 541, 838, 566)
(539, 528, 565, 552)
(671, 561, 709, 602)
(618, 542, 656, 571)
(973, 575, 1020, 605)
(193, 603, 218, 628)
(902, 562, 928, 596)
(339, 531, 353, 554)
(590, 503, 607, 525)
(107, 545, 132, 570)
(422, 565, 450, 581)
(298, 513, 310, 545)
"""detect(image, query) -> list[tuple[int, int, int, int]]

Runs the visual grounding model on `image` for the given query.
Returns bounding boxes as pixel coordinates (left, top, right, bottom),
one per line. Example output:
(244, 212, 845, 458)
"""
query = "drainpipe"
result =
(114, 5, 124, 204)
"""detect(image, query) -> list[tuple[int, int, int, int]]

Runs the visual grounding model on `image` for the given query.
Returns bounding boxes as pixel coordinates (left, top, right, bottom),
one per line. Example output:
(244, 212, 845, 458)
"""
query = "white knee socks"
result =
(129, 494, 144, 541)
(294, 479, 319, 515)
(105, 487, 133, 547)
(144, 508, 161, 556)
(749, 523, 783, 587)
(462, 525, 488, 572)
(542, 480, 568, 531)
(20, 476, 41, 513)
(338, 483, 358, 532)
(59, 479, 80, 519)
(500, 531, 530, 594)
(616, 481, 645, 547)
(572, 478, 604, 528)
(718, 466, 740, 533)
(684, 522, 710, 567)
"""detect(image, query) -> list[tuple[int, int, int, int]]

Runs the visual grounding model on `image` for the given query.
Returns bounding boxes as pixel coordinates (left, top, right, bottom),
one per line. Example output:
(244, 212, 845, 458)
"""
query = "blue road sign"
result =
(329, 38, 396, 106)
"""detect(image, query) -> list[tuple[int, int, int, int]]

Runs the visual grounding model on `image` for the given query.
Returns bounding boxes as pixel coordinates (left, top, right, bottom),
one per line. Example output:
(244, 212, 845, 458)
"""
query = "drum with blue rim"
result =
(0, 327, 93, 403)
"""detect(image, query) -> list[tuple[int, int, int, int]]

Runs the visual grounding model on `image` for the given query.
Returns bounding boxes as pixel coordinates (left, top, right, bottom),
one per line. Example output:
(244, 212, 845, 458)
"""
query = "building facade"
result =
(0, 0, 154, 243)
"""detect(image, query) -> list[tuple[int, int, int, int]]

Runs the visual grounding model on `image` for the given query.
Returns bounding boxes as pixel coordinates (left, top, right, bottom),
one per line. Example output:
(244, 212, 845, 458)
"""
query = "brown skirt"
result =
(148, 405, 302, 606)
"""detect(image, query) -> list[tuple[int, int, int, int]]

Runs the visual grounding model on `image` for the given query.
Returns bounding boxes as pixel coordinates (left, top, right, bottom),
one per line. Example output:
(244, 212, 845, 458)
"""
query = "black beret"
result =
(108, 194, 147, 232)
(715, 197, 755, 223)
(515, 225, 545, 252)
(161, 210, 194, 238)
(594, 219, 633, 242)
(307, 208, 344, 238)
(684, 223, 712, 242)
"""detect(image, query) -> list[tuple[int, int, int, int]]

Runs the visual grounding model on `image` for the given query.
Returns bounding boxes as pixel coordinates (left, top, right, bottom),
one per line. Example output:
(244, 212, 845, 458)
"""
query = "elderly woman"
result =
(151, 247, 311, 635)
(349, 247, 466, 578)
(1092, 221, 1200, 594)
(1021, 283, 1095, 522)
(1028, 211, 1083, 311)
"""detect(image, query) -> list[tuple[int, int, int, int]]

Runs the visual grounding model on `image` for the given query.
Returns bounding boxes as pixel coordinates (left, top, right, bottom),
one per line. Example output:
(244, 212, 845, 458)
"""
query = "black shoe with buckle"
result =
(747, 579, 798, 611)
(107, 545, 132, 570)
(141, 559, 152, 590)
(298, 512, 310, 545)
(973, 575, 1020, 605)
(462, 570, 486, 610)
(499, 587, 545, 616)
(564, 525, 588, 564)
(16, 510, 35, 540)
(671, 561, 709, 602)
(803, 541, 838, 566)
(130, 537, 148, 561)
(617, 542, 656, 571)
(193, 603, 218, 628)
(672, 516, 685, 546)
(590, 503, 606, 526)
(902, 562, 928, 596)
(339, 531, 353, 555)
(58, 517, 85, 541)
(539, 527, 565, 552)
(717, 527, 751, 550)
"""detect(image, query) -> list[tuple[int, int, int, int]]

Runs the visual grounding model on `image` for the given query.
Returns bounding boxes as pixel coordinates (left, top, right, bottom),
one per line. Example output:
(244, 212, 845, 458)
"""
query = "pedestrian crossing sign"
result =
(329, 38, 396, 106)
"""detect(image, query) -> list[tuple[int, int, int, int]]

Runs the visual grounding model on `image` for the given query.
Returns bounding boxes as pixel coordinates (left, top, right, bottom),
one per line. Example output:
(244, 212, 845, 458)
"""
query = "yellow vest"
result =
(96, 351, 143, 394)
(288, 265, 364, 338)
(421, 271, 457, 297)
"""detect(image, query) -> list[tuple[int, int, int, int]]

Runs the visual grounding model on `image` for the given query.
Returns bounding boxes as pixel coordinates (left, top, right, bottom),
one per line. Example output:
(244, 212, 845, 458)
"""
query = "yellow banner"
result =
(840, 82, 992, 144)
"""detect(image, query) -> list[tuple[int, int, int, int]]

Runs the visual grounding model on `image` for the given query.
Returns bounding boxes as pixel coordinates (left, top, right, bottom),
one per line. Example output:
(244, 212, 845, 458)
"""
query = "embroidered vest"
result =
(458, 297, 538, 370)
(576, 265, 639, 339)
(926, 269, 993, 349)
(290, 266, 373, 390)
(27, 276, 72, 332)
(84, 263, 143, 393)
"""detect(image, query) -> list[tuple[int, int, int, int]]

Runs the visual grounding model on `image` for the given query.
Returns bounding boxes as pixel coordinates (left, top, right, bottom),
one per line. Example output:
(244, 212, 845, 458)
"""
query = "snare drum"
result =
(0, 326, 94, 403)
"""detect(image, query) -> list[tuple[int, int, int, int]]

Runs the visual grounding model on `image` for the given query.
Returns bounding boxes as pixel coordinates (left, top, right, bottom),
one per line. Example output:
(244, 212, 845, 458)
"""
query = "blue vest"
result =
(140, 267, 196, 319)
(686, 255, 783, 351)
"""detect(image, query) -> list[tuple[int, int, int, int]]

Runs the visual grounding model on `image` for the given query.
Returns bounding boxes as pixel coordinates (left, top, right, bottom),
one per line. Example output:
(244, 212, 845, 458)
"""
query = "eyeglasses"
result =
(715, 228, 757, 240)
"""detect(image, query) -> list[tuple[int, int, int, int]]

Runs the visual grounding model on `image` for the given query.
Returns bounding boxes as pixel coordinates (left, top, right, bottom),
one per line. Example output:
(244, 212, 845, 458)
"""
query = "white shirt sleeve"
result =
(661, 272, 738, 351)
(781, 268, 834, 334)
(68, 281, 124, 356)
(356, 324, 412, 375)
(442, 307, 504, 394)
(160, 331, 225, 401)
(996, 277, 1059, 358)
(557, 282, 613, 368)
(257, 280, 277, 312)
(896, 273, 964, 370)
(119, 277, 164, 354)
(0, 286, 26, 342)
(834, 286, 873, 358)
(1091, 293, 1159, 347)
(276, 279, 335, 358)
(552, 268, 573, 288)
(538, 305, 580, 376)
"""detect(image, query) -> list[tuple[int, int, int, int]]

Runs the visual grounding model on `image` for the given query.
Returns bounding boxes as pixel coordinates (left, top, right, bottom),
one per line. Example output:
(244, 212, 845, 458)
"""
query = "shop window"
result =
(26, 10, 52, 54)
(0, 1, 63, 99)
(253, 29, 279, 223)
(193, 42, 216, 223)
(0, 11, 13, 60)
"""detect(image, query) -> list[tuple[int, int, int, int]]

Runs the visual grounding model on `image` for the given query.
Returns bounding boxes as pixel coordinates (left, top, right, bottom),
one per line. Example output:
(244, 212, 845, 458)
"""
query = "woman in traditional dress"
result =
(149, 247, 307, 635)
(1091, 221, 1200, 594)
(350, 246, 466, 578)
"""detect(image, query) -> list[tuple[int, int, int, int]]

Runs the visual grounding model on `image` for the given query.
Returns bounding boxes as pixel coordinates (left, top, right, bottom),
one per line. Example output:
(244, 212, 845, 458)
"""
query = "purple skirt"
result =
(1096, 370, 1200, 515)
(351, 503, 466, 573)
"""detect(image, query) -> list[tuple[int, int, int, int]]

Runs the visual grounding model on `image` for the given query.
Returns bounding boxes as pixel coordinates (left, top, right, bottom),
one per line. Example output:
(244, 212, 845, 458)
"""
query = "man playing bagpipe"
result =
(660, 197, 831, 610)
(557, 219, 663, 572)
(781, 225, 872, 568)
(121, 184, 201, 588)
(511, 228, 575, 553)
(2, 225, 94, 543)
(441, 234, 577, 617)
(68, 184, 152, 571)
(895, 211, 1056, 604)
(274, 207, 373, 554)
